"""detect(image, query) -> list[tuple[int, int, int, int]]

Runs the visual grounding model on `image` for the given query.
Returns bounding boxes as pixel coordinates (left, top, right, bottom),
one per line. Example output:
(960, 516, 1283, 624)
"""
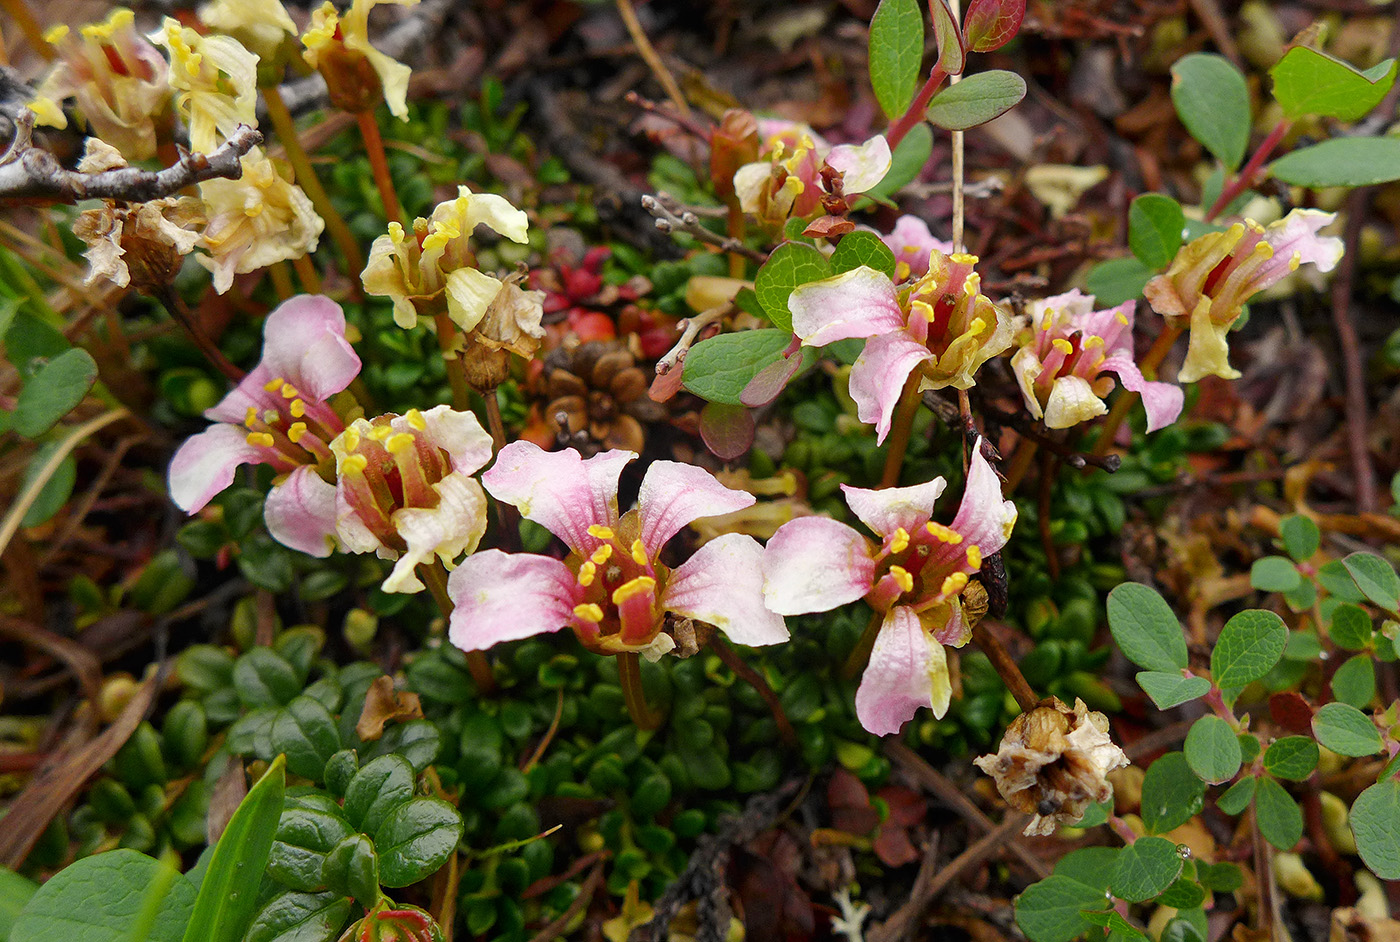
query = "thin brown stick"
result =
(709, 636, 797, 748)
(1330, 188, 1377, 513)
(972, 622, 1038, 712)
(527, 860, 605, 942)
(615, 0, 691, 119)
(356, 109, 404, 226)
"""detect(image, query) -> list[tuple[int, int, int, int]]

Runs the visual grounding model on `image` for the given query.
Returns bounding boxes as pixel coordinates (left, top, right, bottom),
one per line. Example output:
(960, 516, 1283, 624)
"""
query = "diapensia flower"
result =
(733, 121, 891, 226)
(151, 18, 259, 155)
(1011, 290, 1183, 432)
(1143, 209, 1343, 383)
(762, 441, 1017, 735)
(875, 215, 953, 281)
(169, 295, 358, 548)
(200, 0, 298, 67)
(302, 0, 418, 119)
(786, 251, 1014, 442)
(29, 9, 171, 161)
(974, 696, 1129, 836)
(447, 442, 789, 660)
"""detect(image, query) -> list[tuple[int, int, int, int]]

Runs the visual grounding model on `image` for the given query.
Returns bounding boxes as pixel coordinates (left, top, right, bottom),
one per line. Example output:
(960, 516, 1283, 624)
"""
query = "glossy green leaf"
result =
(1170, 53, 1250, 169)
(246, 891, 353, 942)
(1254, 777, 1303, 850)
(1210, 609, 1287, 688)
(1341, 552, 1400, 611)
(1135, 671, 1211, 710)
(11, 850, 195, 942)
(1263, 737, 1319, 781)
(1331, 654, 1377, 709)
(1351, 778, 1400, 879)
(321, 835, 379, 909)
(1271, 46, 1397, 120)
(375, 798, 463, 888)
(1279, 515, 1320, 562)
(1184, 715, 1242, 784)
(233, 649, 301, 708)
(926, 70, 1026, 130)
(753, 242, 834, 332)
(1141, 752, 1204, 834)
(1216, 776, 1255, 815)
(1157, 878, 1206, 910)
(0, 867, 37, 942)
(1107, 583, 1188, 672)
(344, 754, 415, 837)
(1250, 556, 1301, 593)
(1312, 702, 1383, 757)
(1128, 194, 1185, 269)
(1110, 836, 1184, 902)
(682, 329, 795, 406)
(1270, 137, 1400, 187)
(1014, 874, 1107, 942)
(271, 697, 341, 781)
(19, 444, 77, 528)
(14, 348, 98, 438)
(1085, 256, 1155, 305)
(869, 0, 924, 119)
(1328, 604, 1373, 650)
(829, 231, 897, 279)
(267, 807, 354, 892)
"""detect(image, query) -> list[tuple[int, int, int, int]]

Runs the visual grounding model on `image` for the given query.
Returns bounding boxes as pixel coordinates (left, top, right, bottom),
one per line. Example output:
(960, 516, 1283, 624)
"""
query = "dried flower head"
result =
(974, 696, 1129, 836)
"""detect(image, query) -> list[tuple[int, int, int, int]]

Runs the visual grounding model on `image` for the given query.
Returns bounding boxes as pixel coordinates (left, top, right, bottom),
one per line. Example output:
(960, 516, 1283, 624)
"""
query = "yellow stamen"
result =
(613, 576, 657, 606)
(245, 432, 275, 448)
(264, 377, 284, 393)
(966, 544, 983, 569)
(573, 603, 604, 624)
(940, 572, 969, 597)
(950, 253, 979, 265)
(631, 539, 648, 566)
(889, 527, 910, 554)
(341, 427, 360, 452)
(911, 299, 937, 323)
(1083, 335, 1105, 348)
(1052, 338, 1074, 355)
(262, 409, 280, 425)
(926, 522, 963, 544)
(341, 454, 369, 475)
(889, 566, 913, 593)
(385, 432, 415, 455)
(587, 524, 616, 540)
(244, 407, 259, 426)
(577, 561, 596, 587)
(406, 408, 427, 431)
(591, 544, 614, 566)
(290, 399, 306, 418)
(368, 425, 392, 441)
(1115, 312, 1130, 326)
(288, 423, 307, 444)
(280, 384, 298, 399)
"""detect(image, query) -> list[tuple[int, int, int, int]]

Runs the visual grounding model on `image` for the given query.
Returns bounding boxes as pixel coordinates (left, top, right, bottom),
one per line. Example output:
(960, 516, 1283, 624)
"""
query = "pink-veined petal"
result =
(168, 422, 266, 512)
(483, 441, 634, 553)
(762, 516, 875, 615)
(418, 404, 494, 475)
(855, 606, 951, 735)
(637, 461, 755, 556)
(381, 473, 489, 594)
(264, 465, 338, 557)
(788, 267, 904, 347)
(1100, 354, 1184, 433)
(1264, 209, 1343, 274)
(204, 362, 277, 424)
(878, 215, 953, 279)
(662, 533, 789, 646)
(447, 549, 581, 650)
(948, 438, 1017, 555)
(840, 477, 948, 538)
(826, 135, 892, 194)
(259, 294, 361, 402)
(848, 330, 933, 443)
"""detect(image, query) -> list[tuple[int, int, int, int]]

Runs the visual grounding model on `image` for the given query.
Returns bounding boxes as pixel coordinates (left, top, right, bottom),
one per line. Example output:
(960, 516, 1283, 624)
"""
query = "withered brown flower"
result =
(539, 341, 665, 455)
(974, 696, 1129, 836)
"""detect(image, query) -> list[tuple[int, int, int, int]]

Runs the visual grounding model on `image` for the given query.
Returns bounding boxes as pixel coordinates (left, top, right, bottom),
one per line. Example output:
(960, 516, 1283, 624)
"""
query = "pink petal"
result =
(1100, 354, 1184, 433)
(205, 363, 277, 424)
(447, 549, 582, 650)
(762, 516, 875, 615)
(264, 465, 338, 557)
(840, 477, 948, 538)
(789, 267, 904, 347)
(855, 606, 950, 735)
(948, 438, 1017, 555)
(637, 461, 755, 556)
(848, 330, 933, 444)
(483, 441, 634, 554)
(259, 295, 361, 402)
(1264, 209, 1343, 274)
(662, 533, 789, 647)
(825, 135, 892, 194)
(168, 423, 265, 512)
(879, 216, 953, 278)
(418, 405, 494, 475)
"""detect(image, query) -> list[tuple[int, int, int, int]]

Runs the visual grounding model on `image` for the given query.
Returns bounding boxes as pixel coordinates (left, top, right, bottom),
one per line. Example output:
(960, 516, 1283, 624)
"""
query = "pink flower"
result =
(168, 295, 359, 551)
(447, 442, 788, 659)
(1010, 290, 1183, 432)
(762, 442, 1017, 735)
(875, 216, 954, 281)
(787, 251, 1013, 442)
(733, 123, 891, 225)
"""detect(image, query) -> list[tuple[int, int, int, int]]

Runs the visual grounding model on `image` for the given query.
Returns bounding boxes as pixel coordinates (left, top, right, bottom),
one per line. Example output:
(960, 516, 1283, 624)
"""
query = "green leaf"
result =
(864, 122, 932, 203)
(1128, 194, 1185, 269)
(869, 0, 924, 120)
(1271, 46, 1398, 120)
(11, 850, 196, 942)
(1351, 778, 1400, 879)
(0, 867, 37, 942)
(321, 835, 379, 909)
(271, 697, 341, 781)
(753, 242, 834, 332)
(19, 444, 77, 528)
(1262, 737, 1319, 781)
(1196, 862, 1243, 892)
(344, 754, 415, 836)
(1184, 716, 1242, 785)
(1157, 878, 1206, 910)
(929, 0, 965, 75)
(234, 649, 302, 708)
(683, 329, 798, 406)
(925, 69, 1027, 130)
(1014, 875, 1107, 942)
(1054, 847, 1120, 891)
(1086, 257, 1155, 307)
(1270, 137, 1400, 187)
(375, 797, 464, 888)
(1312, 702, 1383, 757)
(1141, 752, 1205, 834)
(267, 807, 354, 892)
(181, 755, 286, 942)
(1279, 515, 1320, 562)
(1250, 556, 1301, 593)
(1254, 777, 1303, 850)
(1107, 583, 1188, 672)
(829, 231, 897, 279)
(1331, 654, 1377, 709)
(1341, 553, 1400, 612)
(1216, 776, 1255, 815)
(246, 891, 353, 942)
(1328, 604, 1374, 650)
(1135, 671, 1211, 710)
(1170, 53, 1251, 170)
(1210, 609, 1287, 689)
(1110, 836, 1184, 903)
(13, 348, 98, 438)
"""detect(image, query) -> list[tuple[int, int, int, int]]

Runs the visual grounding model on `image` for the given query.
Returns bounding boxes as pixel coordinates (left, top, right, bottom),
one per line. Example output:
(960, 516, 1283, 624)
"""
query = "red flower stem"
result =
(1090, 323, 1183, 457)
(885, 67, 947, 152)
(842, 609, 884, 680)
(356, 109, 405, 227)
(879, 371, 924, 488)
(971, 622, 1039, 712)
(1206, 119, 1291, 222)
(618, 652, 665, 731)
(420, 561, 495, 695)
(1109, 814, 1139, 845)
(1001, 439, 1038, 493)
(709, 636, 797, 748)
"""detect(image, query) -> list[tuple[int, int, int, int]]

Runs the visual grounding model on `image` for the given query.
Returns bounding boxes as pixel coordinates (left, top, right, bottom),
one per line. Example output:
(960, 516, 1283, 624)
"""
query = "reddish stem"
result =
(886, 67, 947, 152)
(1205, 119, 1290, 222)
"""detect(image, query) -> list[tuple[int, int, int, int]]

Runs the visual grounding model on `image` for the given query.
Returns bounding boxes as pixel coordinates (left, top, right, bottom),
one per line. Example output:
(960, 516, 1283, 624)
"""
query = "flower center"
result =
(241, 376, 343, 472)
(335, 410, 453, 551)
(867, 522, 984, 628)
(568, 519, 666, 653)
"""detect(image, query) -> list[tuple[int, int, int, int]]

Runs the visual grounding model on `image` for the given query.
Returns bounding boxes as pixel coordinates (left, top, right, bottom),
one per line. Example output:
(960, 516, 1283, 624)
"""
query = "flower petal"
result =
(637, 461, 755, 556)
(258, 294, 361, 402)
(483, 441, 634, 553)
(1178, 299, 1239, 383)
(418, 405, 494, 475)
(445, 267, 505, 333)
(878, 215, 953, 279)
(849, 330, 933, 443)
(948, 439, 1017, 555)
(1264, 209, 1343, 274)
(763, 516, 875, 615)
(168, 423, 264, 512)
(447, 549, 581, 650)
(264, 465, 338, 557)
(839, 477, 947, 538)
(460, 189, 531, 244)
(855, 606, 950, 735)
(1042, 374, 1107, 429)
(1100, 354, 1183, 433)
(381, 473, 489, 593)
(789, 267, 904, 347)
(662, 533, 789, 646)
(826, 135, 891, 194)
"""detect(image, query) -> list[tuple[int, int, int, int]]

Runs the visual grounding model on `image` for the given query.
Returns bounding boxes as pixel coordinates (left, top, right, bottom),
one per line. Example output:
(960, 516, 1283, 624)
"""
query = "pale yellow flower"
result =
(199, 0, 297, 64)
(152, 18, 259, 154)
(302, 0, 418, 119)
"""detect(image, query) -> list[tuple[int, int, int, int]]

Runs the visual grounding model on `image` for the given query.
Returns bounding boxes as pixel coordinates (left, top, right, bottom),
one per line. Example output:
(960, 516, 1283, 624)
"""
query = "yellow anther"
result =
(368, 425, 392, 441)
(631, 539, 649, 566)
(950, 252, 979, 265)
(245, 432, 275, 448)
(288, 423, 307, 444)
(895, 260, 912, 282)
(911, 299, 937, 323)
(386, 433, 415, 455)
(406, 408, 427, 431)
(968, 317, 988, 336)
(341, 427, 360, 452)
(590, 544, 614, 566)
(925, 522, 963, 544)
(280, 384, 298, 399)
(577, 561, 597, 587)
(940, 572, 969, 597)
(341, 454, 369, 475)
(1052, 338, 1074, 355)
(244, 407, 259, 426)
(613, 576, 657, 606)
(263, 377, 284, 393)
(1083, 335, 1105, 348)
(1115, 312, 1130, 326)
(889, 528, 910, 554)
(587, 524, 616, 540)
(386, 221, 405, 241)
(966, 544, 983, 569)
(262, 409, 280, 425)
(889, 566, 914, 594)
(290, 399, 306, 418)
(573, 603, 605, 624)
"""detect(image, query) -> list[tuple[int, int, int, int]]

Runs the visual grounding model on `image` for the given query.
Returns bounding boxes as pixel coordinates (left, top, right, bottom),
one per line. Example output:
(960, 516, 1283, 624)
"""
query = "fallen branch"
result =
(0, 112, 261, 205)
(642, 192, 768, 263)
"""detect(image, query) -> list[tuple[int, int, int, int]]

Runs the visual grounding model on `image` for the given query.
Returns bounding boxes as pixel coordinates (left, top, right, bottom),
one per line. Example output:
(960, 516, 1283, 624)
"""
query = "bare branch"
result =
(642, 191, 769, 263)
(0, 112, 262, 206)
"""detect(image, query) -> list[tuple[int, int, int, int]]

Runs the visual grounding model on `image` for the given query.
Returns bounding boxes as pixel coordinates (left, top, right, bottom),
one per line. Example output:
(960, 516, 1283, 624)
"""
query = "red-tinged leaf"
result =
(962, 0, 1024, 52)
(710, 109, 759, 199)
(802, 215, 857, 238)
(699, 402, 754, 460)
(1269, 692, 1314, 735)
(929, 0, 966, 75)
(874, 824, 920, 867)
(877, 785, 928, 826)
(740, 349, 803, 407)
(827, 769, 879, 834)
(648, 364, 686, 402)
